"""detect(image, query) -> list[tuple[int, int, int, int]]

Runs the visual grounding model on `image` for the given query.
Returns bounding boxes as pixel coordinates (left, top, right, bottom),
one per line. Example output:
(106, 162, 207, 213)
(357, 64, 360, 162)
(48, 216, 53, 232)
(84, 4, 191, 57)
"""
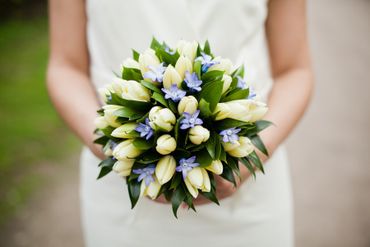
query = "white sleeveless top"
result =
(80, 0, 294, 246)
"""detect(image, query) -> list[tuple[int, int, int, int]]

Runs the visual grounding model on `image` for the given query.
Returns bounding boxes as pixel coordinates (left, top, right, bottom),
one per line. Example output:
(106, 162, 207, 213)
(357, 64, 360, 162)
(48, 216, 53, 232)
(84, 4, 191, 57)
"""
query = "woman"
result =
(47, 0, 313, 246)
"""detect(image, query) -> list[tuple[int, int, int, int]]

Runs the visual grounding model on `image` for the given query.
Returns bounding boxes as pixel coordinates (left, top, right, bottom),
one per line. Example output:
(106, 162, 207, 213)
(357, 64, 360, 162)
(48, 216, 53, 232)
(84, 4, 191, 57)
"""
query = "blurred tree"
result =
(0, 0, 46, 20)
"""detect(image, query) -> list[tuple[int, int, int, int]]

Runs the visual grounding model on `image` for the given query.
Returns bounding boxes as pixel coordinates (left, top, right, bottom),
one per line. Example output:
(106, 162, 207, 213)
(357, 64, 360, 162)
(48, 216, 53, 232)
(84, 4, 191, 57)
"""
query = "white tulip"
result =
(177, 96, 198, 115)
(184, 167, 211, 198)
(206, 160, 223, 175)
(176, 40, 198, 61)
(214, 99, 268, 122)
(102, 105, 122, 127)
(121, 58, 140, 71)
(111, 122, 138, 138)
(148, 106, 176, 132)
(112, 139, 142, 160)
(189, 126, 210, 145)
(156, 134, 177, 155)
(155, 155, 176, 185)
(112, 159, 135, 177)
(140, 177, 161, 199)
(221, 74, 232, 94)
(208, 57, 233, 74)
(163, 65, 182, 89)
(94, 116, 109, 129)
(138, 48, 160, 75)
(121, 80, 151, 102)
(175, 55, 193, 79)
(223, 136, 254, 157)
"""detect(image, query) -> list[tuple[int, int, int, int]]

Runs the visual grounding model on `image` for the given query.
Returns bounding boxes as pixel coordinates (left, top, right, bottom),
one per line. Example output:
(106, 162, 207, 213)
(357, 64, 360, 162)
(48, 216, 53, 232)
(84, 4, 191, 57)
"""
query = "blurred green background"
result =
(0, 1, 79, 225)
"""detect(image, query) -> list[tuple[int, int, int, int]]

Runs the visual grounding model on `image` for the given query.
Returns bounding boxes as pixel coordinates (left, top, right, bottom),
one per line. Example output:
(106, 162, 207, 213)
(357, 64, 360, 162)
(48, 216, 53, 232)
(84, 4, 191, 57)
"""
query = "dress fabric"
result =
(81, 0, 294, 246)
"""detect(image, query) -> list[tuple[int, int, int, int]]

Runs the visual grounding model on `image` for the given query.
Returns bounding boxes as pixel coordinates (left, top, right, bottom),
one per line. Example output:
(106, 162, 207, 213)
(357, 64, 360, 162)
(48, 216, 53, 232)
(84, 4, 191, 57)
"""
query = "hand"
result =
(89, 142, 106, 160)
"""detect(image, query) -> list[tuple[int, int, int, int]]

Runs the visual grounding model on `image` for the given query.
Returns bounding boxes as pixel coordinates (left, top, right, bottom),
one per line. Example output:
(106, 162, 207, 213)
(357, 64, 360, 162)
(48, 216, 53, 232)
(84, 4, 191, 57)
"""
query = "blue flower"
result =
(132, 165, 156, 186)
(143, 63, 166, 83)
(165, 46, 176, 55)
(161, 84, 186, 102)
(176, 156, 199, 180)
(247, 86, 257, 99)
(184, 71, 202, 92)
(195, 52, 219, 73)
(180, 110, 203, 129)
(219, 127, 241, 144)
(135, 118, 154, 140)
(236, 76, 247, 89)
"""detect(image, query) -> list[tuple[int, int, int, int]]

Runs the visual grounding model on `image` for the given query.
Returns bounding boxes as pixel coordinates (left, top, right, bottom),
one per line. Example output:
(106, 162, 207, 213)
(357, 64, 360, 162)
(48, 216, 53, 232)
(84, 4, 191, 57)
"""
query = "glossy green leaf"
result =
(248, 151, 265, 173)
(195, 149, 213, 167)
(132, 138, 153, 150)
(171, 186, 186, 218)
(132, 49, 140, 61)
(199, 80, 223, 112)
(250, 135, 269, 156)
(239, 157, 256, 178)
(122, 67, 143, 81)
(151, 92, 169, 107)
(222, 88, 249, 102)
(220, 165, 236, 187)
(198, 99, 213, 118)
(127, 178, 141, 209)
(140, 80, 162, 94)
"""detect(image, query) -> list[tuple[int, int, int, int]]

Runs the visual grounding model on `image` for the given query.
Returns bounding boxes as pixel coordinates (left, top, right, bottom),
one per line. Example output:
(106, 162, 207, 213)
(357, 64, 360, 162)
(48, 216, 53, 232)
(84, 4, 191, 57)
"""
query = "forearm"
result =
(260, 67, 314, 155)
(47, 63, 101, 152)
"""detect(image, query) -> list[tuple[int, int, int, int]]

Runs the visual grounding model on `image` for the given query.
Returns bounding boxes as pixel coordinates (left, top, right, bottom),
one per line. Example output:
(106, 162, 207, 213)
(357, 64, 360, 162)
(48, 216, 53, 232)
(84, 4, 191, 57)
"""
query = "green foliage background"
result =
(0, 17, 79, 225)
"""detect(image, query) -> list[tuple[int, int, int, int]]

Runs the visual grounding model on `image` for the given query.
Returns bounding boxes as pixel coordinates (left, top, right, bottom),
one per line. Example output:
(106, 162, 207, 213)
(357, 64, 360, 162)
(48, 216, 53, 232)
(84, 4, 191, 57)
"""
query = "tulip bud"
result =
(112, 159, 135, 177)
(214, 99, 268, 122)
(208, 57, 233, 74)
(223, 136, 254, 157)
(98, 87, 111, 103)
(175, 55, 193, 79)
(112, 139, 142, 160)
(189, 126, 210, 145)
(121, 58, 140, 71)
(206, 160, 223, 175)
(102, 105, 122, 127)
(94, 116, 109, 129)
(177, 96, 198, 115)
(140, 177, 161, 199)
(221, 74, 232, 94)
(103, 146, 113, 156)
(163, 65, 182, 89)
(149, 106, 176, 132)
(121, 80, 151, 102)
(138, 48, 160, 75)
(155, 155, 176, 185)
(111, 122, 138, 138)
(156, 134, 177, 155)
(184, 167, 211, 198)
(176, 40, 198, 61)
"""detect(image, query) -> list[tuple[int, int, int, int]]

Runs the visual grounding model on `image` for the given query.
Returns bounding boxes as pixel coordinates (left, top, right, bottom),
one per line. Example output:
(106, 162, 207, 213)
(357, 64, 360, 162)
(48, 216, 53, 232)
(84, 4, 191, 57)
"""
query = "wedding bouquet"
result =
(94, 38, 272, 217)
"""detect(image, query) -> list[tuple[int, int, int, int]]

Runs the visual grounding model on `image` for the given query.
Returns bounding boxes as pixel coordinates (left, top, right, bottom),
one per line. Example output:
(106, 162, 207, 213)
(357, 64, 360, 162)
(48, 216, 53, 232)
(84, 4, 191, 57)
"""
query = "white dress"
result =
(80, 0, 294, 246)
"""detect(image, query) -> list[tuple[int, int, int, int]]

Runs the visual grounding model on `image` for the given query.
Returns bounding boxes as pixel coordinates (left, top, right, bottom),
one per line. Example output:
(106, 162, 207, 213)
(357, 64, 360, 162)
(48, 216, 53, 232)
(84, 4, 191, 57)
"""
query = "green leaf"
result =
(239, 157, 256, 178)
(250, 135, 269, 156)
(198, 99, 213, 118)
(222, 88, 249, 102)
(151, 92, 169, 107)
(113, 107, 142, 120)
(199, 80, 224, 112)
(132, 49, 140, 61)
(248, 151, 265, 173)
(136, 151, 162, 164)
(122, 67, 143, 81)
(132, 138, 153, 150)
(255, 120, 273, 133)
(127, 178, 141, 209)
(170, 173, 182, 190)
(168, 100, 178, 114)
(220, 165, 236, 187)
(225, 157, 240, 178)
(216, 119, 253, 129)
(140, 80, 162, 94)
(203, 40, 211, 55)
(201, 70, 224, 83)
(94, 135, 109, 146)
(109, 93, 150, 112)
(155, 48, 180, 66)
(196, 149, 213, 167)
(183, 193, 196, 212)
(200, 191, 219, 205)
(205, 133, 221, 160)
(174, 116, 185, 142)
(100, 126, 115, 138)
(231, 64, 245, 78)
(194, 60, 202, 78)
(97, 157, 115, 179)
(171, 186, 186, 218)
(150, 37, 163, 50)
